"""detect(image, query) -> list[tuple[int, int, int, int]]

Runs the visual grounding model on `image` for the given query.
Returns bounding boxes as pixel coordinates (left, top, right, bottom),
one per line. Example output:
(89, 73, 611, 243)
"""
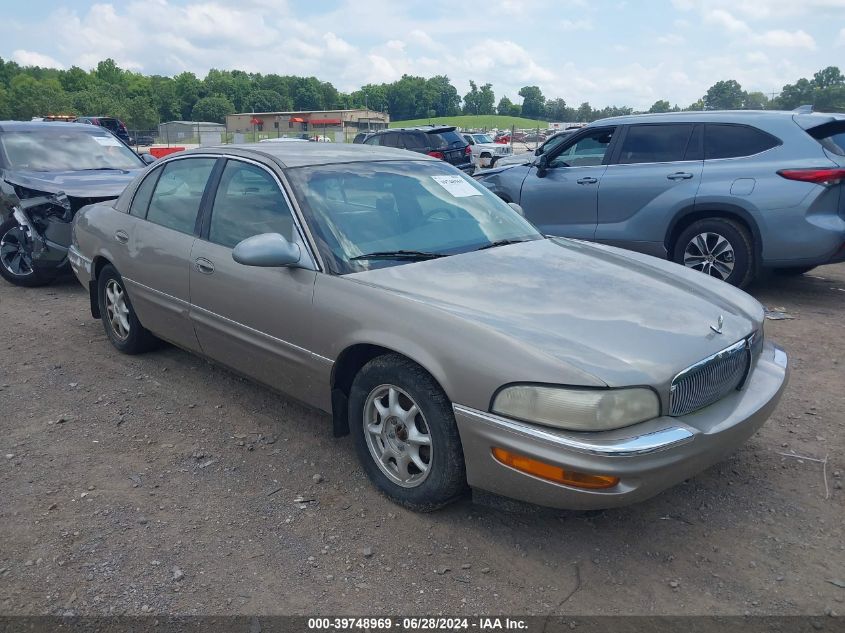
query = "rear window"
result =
(618, 124, 694, 164)
(427, 129, 466, 150)
(705, 124, 780, 160)
(807, 121, 845, 156)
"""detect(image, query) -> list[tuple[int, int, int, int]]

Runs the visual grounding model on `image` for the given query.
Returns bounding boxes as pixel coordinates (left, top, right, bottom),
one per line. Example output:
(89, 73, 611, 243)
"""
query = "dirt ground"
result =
(0, 264, 843, 617)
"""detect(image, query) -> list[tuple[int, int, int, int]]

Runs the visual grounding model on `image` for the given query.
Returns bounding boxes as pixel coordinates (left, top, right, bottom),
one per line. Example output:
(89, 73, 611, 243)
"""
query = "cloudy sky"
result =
(2, 0, 844, 109)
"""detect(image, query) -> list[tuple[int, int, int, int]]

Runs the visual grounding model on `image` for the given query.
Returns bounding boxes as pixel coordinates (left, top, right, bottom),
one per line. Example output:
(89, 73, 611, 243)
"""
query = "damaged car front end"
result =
(0, 121, 147, 287)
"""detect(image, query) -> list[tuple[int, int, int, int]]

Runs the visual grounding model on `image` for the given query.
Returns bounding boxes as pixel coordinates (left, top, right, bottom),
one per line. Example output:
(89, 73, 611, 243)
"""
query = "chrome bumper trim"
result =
(453, 404, 694, 456)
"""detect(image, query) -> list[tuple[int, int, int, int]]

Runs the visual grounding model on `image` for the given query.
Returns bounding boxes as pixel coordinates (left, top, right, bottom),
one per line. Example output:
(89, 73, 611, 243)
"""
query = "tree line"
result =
(0, 57, 842, 129)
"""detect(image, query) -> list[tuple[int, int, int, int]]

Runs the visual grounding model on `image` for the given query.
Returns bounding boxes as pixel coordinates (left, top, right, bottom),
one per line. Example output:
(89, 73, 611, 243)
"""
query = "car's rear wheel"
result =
(0, 217, 56, 287)
(673, 218, 755, 287)
(97, 264, 158, 354)
(349, 354, 466, 511)
(774, 265, 817, 276)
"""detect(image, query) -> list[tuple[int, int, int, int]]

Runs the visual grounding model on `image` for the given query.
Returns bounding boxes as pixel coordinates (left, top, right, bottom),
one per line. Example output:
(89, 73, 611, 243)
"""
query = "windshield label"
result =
(431, 175, 481, 197)
(93, 136, 123, 147)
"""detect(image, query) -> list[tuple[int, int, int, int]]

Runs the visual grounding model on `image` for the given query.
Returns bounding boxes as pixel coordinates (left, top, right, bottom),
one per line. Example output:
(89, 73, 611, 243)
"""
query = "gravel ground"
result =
(0, 264, 843, 617)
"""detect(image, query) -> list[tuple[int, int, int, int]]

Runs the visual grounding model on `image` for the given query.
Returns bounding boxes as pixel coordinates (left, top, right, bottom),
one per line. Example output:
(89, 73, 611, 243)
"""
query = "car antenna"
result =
(792, 104, 814, 114)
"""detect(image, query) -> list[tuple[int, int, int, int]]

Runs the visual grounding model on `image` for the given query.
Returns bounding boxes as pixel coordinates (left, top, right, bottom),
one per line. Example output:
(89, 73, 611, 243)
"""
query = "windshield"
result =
(286, 160, 542, 274)
(428, 130, 466, 150)
(472, 134, 494, 144)
(0, 130, 143, 171)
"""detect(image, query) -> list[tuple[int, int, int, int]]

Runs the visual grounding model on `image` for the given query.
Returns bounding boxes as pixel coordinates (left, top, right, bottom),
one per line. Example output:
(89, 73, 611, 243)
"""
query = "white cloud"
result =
(753, 29, 816, 49)
(705, 9, 750, 33)
(11, 49, 65, 68)
(560, 18, 593, 31)
(657, 34, 685, 46)
(836, 27, 845, 46)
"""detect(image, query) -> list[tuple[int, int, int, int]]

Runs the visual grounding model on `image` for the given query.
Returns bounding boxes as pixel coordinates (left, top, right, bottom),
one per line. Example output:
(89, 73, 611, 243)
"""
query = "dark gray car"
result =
(69, 143, 788, 511)
(475, 110, 845, 286)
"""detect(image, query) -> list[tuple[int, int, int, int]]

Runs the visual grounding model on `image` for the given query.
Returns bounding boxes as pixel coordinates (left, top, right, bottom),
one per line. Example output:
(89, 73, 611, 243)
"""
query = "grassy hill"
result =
(389, 114, 550, 130)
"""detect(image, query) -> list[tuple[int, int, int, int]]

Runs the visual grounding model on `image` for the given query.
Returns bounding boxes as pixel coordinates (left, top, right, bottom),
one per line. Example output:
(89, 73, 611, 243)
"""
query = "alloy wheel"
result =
(105, 279, 131, 340)
(683, 232, 735, 281)
(363, 384, 432, 488)
(0, 225, 34, 277)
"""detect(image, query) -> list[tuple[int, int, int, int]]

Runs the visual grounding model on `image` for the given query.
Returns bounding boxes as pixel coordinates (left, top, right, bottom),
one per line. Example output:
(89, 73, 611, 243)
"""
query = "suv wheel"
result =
(672, 218, 755, 287)
(349, 354, 467, 511)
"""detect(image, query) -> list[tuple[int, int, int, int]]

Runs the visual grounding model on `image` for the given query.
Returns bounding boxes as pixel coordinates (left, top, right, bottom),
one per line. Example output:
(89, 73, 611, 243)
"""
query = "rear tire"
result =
(349, 354, 467, 512)
(672, 218, 755, 287)
(97, 264, 158, 354)
(0, 217, 56, 287)
(774, 265, 816, 276)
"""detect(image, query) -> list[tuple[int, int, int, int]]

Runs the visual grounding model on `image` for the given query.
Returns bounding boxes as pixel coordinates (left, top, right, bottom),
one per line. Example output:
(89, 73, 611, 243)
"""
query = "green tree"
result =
(0, 85, 11, 119)
(174, 71, 202, 120)
(123, 96, 159, 129)
(575, 102, 593, 122)
(478, 83, 495, 115)
(744, 91, 769, 110)
(246, 89, 286, 112)
(94, 58, 125, 86)
(9, 75, 69, 119)
(518, 85, 545, 119)
(544, 97, 568, 120)
(191, 95, 235, 123)
(463, 80, 481, 114)
(703, 80, 745, 110)
(648, 99, 671, 113)
(59, 66, 92, 93)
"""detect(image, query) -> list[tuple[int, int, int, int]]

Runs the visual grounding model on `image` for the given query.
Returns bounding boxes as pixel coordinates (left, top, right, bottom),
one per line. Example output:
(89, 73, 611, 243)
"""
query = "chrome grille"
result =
(669, 337, 753, 416)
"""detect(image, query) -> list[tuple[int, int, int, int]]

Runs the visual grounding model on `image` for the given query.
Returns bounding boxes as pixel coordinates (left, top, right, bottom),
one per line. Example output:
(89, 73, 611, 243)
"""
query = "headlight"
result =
(491, 385, 660, 431)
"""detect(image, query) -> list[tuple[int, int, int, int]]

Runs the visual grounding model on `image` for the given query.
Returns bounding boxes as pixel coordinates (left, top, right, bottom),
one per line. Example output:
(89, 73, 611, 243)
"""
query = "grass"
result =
(389, 114, 550, 130)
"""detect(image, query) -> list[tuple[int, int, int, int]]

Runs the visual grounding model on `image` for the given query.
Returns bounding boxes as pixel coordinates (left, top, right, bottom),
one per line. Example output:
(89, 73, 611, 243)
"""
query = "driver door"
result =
(518, 127, 617, 239)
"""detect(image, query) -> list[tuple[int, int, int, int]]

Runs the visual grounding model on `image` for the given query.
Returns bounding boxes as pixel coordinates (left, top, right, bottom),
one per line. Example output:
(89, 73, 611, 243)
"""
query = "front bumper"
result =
(454, 341, 788, 510)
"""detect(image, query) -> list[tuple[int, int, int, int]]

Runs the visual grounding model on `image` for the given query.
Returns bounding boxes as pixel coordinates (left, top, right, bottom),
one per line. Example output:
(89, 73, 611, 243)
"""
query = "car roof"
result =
(180, 142, 438, 168)
(591, 109, 845, 126)
(0, 120, 116, 133)
(381, 126, 457, 133)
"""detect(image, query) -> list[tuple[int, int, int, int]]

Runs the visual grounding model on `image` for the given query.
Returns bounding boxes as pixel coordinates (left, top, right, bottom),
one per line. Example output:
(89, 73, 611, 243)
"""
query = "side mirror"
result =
(536, 153, 549, 177)
(232, 233, 301, 267)
(507, 202, 525, 217)
(534, 147, 542, 156)
(139, 153, 157, 165)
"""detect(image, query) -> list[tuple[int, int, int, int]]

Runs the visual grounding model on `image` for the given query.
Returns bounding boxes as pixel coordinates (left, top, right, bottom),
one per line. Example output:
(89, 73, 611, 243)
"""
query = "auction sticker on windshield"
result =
(431, 175, 481, 197)
(92, 136, 123, 146)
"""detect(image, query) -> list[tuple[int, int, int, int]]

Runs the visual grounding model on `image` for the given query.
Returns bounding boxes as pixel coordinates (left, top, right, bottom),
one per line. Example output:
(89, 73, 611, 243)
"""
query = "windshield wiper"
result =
(350, 250, 446, 261)
(76, 167, 131, 172)
(476, 238, 531, 251)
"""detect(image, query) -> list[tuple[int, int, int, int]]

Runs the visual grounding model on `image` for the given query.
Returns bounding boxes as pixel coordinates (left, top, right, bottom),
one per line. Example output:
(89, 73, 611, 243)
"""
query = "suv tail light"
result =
(465, 145, 472, 156)
(427, 151, 445, 160)
(778, 168, 845, 185)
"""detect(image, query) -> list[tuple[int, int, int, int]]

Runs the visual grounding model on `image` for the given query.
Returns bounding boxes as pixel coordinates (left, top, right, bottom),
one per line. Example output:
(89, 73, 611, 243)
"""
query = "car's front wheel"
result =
(349, 354, 467, 511)
(673, 218, 755, 287)
(0, 217, 56, 287)
(97, 264, 158, 354)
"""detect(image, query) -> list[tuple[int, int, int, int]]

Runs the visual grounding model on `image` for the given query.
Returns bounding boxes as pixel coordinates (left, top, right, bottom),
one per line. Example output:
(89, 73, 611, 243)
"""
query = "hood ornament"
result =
(710, 315, 724, 334)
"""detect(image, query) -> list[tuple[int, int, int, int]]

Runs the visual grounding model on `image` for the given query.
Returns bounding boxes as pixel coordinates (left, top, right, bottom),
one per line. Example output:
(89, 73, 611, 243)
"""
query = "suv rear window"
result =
(618, 124, 694, 164)
(807, 121, 845, 156)
(427, 129, 466, 150)
(705, 124, 780, 160)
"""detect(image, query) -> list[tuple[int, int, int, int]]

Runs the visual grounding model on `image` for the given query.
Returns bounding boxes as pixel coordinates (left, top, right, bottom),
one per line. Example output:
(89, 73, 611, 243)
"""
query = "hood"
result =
(3, 169, 143, 198)
(348, 238, 764, 388)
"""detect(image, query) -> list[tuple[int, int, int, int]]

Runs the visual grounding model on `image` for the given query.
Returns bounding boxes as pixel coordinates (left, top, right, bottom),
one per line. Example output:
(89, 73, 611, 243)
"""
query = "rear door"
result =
(120, 156, 218, 351)
(517, 126, 616, 239)
(188, 158, 320, 400)
(594, 123, 703, 254)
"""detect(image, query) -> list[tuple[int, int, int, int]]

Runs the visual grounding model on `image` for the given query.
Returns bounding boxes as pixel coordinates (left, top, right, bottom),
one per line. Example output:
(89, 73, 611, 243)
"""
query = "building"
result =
(225, 109, 389, 142)
(158, 121, 226, 142)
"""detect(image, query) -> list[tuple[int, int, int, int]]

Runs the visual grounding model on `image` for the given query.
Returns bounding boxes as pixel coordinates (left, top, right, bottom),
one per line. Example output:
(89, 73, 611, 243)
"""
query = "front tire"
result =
(0, 217, 56, 287)
(349, 354, 467, 511)
(673, 218, 755, 287)
(97, 264, 158, 354)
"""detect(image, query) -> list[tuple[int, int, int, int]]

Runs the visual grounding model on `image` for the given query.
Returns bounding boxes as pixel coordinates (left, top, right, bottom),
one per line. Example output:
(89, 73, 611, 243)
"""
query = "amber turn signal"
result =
(492, 447, 619, 489)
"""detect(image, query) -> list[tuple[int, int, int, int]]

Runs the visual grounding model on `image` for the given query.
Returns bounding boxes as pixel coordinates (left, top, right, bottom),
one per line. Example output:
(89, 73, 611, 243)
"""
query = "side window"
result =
(402, 133, 427, 150)
(129, 168, 161, 218)
(208, 161, 298, 249)
(146, 158, 216, 235)
(540, 134, 568, 155)
(705, 124, 780, 160)
(381, 133, 400, 148)
(363, 134, 382, 146)
(550, 128, 615, 167)
(617, 124, 694, 164)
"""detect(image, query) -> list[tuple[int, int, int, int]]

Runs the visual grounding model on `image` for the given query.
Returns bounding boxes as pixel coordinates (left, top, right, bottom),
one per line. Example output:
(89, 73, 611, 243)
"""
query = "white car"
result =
(461, 133, 512, 168)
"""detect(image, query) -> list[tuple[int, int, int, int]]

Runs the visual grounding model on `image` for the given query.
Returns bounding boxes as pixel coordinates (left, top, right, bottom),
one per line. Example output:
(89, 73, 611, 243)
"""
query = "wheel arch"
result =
(665, 203, 762, 264)
(88, 255, 114, 318)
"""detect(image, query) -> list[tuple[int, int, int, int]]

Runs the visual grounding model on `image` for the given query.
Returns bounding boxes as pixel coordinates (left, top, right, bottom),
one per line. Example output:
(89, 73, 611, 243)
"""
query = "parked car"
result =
(0, 121, 149, 287)
(69, 143, 787, 511)
(364, 126, 472, 171)
(129, 134, 155, 146)
(76, 116, 132, 145)
(475, 110, 845, 286)
(495, 130, 575, 167)
(353, 131, 375, 144)
(461, 132, 512, 168)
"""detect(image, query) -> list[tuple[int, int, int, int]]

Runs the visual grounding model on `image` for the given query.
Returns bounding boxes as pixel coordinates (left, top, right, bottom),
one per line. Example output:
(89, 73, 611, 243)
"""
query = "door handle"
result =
(576, 177, 598, 185)
(114, 230, 129, 244)
(194, 258, 215, 274)
(667, 172, 694, 180)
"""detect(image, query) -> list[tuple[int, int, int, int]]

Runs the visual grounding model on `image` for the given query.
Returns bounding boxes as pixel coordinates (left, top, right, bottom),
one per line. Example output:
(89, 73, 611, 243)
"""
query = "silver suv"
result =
(475, 110, 845, 286)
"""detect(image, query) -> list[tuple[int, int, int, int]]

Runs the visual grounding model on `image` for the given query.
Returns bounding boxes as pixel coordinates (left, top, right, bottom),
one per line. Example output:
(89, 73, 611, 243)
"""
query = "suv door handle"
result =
(576, 177, 598, 185)
(194, 258, 215, 274)
(667, 172, 694, 180)
(114, 230, 129, 244)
